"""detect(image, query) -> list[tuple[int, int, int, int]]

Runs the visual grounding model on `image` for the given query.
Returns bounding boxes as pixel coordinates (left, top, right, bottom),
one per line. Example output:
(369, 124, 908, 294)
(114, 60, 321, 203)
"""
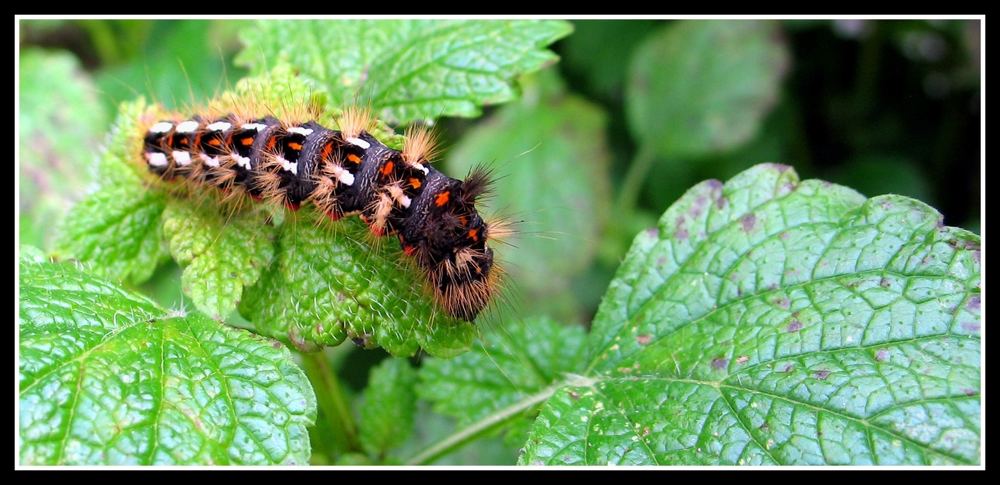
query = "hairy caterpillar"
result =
(140, 103, 506, 322)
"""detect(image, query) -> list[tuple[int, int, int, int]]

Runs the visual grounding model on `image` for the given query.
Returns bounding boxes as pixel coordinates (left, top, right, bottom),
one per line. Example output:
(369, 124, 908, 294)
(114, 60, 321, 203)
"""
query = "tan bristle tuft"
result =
(402, 125, 440, 164)
(485, 217, 517, 244)
(306, 175, 341, 221)
(254, 157, 287, 207)
(337, 106, 374, 139)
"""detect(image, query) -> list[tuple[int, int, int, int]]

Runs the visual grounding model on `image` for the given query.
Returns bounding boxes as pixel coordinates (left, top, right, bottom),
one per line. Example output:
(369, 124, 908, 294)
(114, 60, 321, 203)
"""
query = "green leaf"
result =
(19, 49, 109, 251)
(520, 164, 981, 465)
(447, 72, 611, 322)
(236, 20, 573, 124)
(54, 99, 168, 285)
(359, 358, 418, 456)
(19, 258, 317, 465)
(240, 213, 476, 358)
(418, 317, 587, 453)
(162, 202, 277, 320)
(626, 20, 790, 159)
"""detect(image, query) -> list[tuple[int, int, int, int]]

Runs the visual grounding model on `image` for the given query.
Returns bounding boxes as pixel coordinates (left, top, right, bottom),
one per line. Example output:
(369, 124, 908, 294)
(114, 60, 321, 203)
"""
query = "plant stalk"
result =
(300, 351, 361, 454)
(404, 383, 562, 466)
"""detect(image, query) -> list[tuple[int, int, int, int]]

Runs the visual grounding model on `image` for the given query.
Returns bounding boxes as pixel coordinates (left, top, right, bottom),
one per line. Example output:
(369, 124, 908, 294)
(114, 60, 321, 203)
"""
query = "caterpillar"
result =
(140, 105, 505, 322)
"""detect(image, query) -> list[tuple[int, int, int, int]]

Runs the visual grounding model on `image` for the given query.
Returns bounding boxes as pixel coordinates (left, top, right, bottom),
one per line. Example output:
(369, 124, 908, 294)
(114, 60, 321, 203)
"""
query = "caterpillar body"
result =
(140, 107, 502, 322)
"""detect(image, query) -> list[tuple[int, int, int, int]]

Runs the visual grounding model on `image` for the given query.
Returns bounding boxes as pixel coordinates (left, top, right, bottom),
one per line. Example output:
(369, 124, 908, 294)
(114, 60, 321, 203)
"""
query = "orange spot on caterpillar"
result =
(241, 137, 254, 146)
(468, 228, 479, 242)
(266, 137, 277, 150)
(179, 138, 189, 146)
(403, 245, 416, 256)
(288, 142, 303, 151)
(409, 177, 422, 189)
(458, 215, 468, 226)
(321, 143, 333, 159)
(347, 153, 361, 164)
(208, 138, 222, 147)
(381, 161, 395, 177)
(435, 191, 450, 207)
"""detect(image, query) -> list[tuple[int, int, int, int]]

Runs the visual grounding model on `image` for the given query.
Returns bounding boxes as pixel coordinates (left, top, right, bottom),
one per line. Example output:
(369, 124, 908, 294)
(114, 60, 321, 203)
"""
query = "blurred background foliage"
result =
(19, 19, 981, 465)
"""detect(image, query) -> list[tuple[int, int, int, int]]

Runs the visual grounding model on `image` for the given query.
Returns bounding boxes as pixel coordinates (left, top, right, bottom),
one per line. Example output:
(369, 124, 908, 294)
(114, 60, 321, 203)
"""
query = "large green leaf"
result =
(626, 20, 790, 160)
(520, 164, 981, 465)
(19, 49, 109, 251)
(419, 317, 587, 454)
(239, 214, 475, 358)
(447, 72, 611, 322)
(358, 358, 418, 456)
(54, 99, 168, 285)
(19, 257, 316, 465)
(236, 20, 573, 124)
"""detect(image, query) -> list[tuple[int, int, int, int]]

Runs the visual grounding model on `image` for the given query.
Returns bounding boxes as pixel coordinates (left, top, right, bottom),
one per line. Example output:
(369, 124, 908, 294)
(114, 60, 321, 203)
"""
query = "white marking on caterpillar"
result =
(242, 123, 267, 131)
(329, 165, 355, 186)
(287, 126, 314, 136)
(234, 154, 252, 170)
(207, 121, 232, 132)
(176, 121, 199, 133)
(278, 157, 298, 175)
(399, 195, 412, 208)
(171, 151, 192, 166)
(146, 152, 168, 167)
(411, 162, 430, 174)
(347, 137, 370, 149)
(150, 122, 173, 134)
(200, 154, 220, 167)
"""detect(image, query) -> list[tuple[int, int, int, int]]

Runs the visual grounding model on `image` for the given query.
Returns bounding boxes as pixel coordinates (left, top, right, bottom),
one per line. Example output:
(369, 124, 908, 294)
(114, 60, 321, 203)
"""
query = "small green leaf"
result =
(236, 20, 573, 123)
(240, 212, 476, 357)
(359, 358, 417, 456)
(626, 20, 790, 159)
(19, 49, 109, 251)
(54, 99, 167, 285)
(520, 164, 981, 465)
(162, 202, 277, 320)
(447, 73, 611, 322)
(419, 317, 587, 450)
(19, 258, 317, 465)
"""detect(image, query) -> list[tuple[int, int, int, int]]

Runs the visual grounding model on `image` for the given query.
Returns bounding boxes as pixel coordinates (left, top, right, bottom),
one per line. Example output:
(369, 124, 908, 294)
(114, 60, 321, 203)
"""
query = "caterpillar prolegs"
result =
(140, 106, 504, 322)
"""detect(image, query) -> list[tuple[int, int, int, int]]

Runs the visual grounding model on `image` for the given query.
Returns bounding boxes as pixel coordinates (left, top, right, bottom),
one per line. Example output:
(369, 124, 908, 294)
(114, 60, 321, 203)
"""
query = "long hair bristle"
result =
(337, 106, 374, 139)
(460, 165, 496, 204)
(402, 125, 440, 164)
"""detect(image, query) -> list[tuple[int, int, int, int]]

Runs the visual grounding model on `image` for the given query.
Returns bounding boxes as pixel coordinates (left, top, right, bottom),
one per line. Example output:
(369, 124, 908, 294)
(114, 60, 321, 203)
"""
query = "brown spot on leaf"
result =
(736, 355, 749, 365)
(781, 363, 795, 373)
(645, 227, 659, 238)
(963, 388, 978, 397)
(961, 321, 981, 332)
(636, 334, 652, 345)
(740, 213, 757, 232)
(711, 357, 728, 370)
(813, 370, 831, 380)
(774, 297, 790, 309)
(875, 349, 889, 362)
(787, 320, 803, 332)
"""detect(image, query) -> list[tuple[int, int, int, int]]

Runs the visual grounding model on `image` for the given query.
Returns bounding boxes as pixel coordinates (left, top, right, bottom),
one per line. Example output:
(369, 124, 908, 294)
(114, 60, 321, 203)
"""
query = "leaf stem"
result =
(300, 351, 361, 454)
(614, 145, 657, 217)
(404, 383, 562, 466)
